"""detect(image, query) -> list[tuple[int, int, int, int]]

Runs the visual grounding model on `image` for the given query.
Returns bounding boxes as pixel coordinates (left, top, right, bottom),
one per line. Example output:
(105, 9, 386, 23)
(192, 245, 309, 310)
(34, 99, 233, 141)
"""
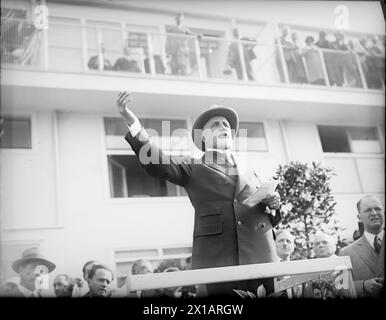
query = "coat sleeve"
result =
(125, 128, 192, 187)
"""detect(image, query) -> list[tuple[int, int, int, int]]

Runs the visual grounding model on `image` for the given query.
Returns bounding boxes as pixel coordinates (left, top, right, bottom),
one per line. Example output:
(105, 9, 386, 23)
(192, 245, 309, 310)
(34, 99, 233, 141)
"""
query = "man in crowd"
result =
(313, 231, 337, 258)
(113, 47, 141, 73)
(275, 229, 295, 261)
(116, 91, 281, 296)
(0, 247, 55, 297)
(165, 13, 193, 75)
(339, 195, 384, 297)
(53, 274, 73, 298)
(83, 264, 114, 298)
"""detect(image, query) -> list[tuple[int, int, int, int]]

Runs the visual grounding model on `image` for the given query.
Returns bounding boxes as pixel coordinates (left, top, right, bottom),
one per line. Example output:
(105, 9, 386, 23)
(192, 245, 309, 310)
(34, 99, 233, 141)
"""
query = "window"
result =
(0, 116, 31, 149)
(235, 122, 268, 151)
(105, 117, 188, 198)
(318, 125, 382, 153)
(114, 245, 192, 287)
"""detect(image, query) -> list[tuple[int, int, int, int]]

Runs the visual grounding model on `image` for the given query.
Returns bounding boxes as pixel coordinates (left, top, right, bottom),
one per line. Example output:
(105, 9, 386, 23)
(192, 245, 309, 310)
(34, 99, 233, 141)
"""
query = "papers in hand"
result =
(242, 180, 279, 208)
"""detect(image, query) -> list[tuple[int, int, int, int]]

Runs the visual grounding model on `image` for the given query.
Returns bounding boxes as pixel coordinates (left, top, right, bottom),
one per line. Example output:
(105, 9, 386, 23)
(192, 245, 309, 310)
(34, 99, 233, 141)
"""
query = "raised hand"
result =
(116, 91, 138, 125)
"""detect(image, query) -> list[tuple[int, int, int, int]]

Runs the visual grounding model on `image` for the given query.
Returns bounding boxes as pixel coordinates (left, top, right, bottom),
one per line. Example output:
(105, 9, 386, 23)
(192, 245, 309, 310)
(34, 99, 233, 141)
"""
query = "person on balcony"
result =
(339, 195, 384, 297)
(366, 36, 385, 89)
(303, 36, 325, 85)
(315, 31, 334, 85)
(329, 32, 349, 87)
(113, 47, 141, 73)
(116, 91, 282, 296)
(290, 32, 307, 84)
(276, 25, 293, 83)
(87, 44, 112, 71)
(165, 13, 193, 76)
(345, 40, 363, 88)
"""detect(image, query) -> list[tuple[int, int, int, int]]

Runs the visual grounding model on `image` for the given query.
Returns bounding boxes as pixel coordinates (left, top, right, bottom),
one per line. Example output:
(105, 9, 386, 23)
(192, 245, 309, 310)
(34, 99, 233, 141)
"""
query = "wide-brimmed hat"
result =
(12, 247, 56, 273)
(191, 105, 239, 151)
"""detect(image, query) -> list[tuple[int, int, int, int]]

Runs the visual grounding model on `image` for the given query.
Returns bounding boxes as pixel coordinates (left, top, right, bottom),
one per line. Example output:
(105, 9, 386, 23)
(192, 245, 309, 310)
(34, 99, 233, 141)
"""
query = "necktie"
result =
(373, 235, 381, 254)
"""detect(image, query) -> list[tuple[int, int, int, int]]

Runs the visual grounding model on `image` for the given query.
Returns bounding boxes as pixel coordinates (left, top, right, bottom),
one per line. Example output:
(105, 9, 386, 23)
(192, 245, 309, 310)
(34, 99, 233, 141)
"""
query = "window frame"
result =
(234, 120, 271, 153)
(100, 114, 192, 202)
(317, 123, 385, 156)
(0, 112, 37, 154)
(113, 243, 192, 279)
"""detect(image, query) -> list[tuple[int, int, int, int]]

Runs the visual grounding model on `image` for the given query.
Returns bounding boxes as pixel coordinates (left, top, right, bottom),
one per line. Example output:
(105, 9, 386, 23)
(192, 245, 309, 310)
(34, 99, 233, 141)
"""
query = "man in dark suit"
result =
(116, 91, 281, 296)
(339, 195, 384, 297)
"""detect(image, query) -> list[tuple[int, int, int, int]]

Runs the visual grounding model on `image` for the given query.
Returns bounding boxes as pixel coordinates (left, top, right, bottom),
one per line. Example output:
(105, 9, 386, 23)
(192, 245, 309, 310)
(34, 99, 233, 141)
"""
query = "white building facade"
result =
(0, 0, 384, 290)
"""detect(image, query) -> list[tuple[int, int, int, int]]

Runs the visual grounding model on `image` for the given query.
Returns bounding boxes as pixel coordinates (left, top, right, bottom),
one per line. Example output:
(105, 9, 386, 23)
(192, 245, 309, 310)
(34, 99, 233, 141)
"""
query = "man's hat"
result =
(12, 247, 56, 273)
(191, 105, 239, 151)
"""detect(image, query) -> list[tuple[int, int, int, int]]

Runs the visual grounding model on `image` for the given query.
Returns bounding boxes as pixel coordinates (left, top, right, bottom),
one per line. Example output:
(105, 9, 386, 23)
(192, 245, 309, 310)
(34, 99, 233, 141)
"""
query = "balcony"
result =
(1, 17, 384, 91)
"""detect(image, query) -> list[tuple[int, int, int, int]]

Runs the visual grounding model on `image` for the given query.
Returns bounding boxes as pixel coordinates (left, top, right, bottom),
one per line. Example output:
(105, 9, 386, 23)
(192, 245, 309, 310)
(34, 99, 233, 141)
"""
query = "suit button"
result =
(225, 180, 229, 185)
(233, 199, 238, 205)
(237, 220, 242, 226)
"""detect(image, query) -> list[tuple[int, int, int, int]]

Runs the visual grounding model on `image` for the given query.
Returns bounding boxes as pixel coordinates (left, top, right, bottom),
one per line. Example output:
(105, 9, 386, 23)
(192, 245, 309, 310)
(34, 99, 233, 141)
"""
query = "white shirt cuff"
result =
(128, 118, 141, 137)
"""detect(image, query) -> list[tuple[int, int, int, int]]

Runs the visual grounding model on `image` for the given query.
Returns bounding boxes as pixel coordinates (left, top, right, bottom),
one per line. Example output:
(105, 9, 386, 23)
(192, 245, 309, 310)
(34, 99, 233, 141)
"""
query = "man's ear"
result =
(357, 214, 362, 223)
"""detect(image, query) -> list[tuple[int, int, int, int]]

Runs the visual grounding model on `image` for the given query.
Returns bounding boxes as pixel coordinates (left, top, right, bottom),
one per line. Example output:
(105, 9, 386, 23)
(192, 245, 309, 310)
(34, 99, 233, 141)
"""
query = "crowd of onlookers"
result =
(2, 12, 384, 89)
(0, 194, 382, 298)
(278, 26, 385, 88)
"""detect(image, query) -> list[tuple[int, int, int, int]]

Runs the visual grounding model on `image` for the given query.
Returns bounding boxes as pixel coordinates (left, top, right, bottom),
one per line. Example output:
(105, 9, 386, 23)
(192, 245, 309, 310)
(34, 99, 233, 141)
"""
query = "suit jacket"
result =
(339, 235, 384, 297)
(125, 129, 281, 270)
(0, 282, 50, 297)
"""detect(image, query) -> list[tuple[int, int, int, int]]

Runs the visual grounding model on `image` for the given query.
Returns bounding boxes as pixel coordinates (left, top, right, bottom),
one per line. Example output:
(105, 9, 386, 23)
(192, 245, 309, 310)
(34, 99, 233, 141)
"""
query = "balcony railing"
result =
(1, 18, 384, 91)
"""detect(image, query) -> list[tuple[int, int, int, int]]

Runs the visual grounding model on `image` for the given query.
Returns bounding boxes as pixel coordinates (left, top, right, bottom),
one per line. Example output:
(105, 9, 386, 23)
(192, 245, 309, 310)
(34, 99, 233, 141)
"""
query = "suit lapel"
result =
(203, 151, 235, 180)
(354, 236, 378, 273)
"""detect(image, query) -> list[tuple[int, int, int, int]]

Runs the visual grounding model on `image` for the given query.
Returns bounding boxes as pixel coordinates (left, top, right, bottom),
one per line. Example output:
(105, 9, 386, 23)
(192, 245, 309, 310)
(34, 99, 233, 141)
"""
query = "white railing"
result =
(120, 256, 356, 298)
(1, 18, 384, 91)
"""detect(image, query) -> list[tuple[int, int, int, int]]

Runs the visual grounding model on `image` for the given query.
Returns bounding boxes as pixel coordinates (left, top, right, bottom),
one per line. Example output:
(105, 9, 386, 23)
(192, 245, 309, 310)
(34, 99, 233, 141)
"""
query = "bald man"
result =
(313, 232, 337, 259)
(339, 195, 384, 297)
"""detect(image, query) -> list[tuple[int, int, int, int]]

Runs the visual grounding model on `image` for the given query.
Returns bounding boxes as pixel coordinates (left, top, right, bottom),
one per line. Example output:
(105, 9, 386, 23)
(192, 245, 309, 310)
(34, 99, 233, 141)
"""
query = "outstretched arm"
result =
(116, 91, 192, 187)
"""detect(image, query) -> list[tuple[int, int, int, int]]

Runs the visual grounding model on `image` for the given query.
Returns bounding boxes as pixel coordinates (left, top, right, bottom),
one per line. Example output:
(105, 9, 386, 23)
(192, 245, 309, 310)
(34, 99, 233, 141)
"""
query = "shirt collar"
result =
(18, 283, 38, 297)
(364, 230, 384, 249)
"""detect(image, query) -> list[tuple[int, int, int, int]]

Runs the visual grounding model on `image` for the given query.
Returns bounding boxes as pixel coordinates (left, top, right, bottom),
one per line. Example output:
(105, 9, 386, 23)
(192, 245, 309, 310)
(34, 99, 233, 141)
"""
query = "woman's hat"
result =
(191, 105, 239, 151)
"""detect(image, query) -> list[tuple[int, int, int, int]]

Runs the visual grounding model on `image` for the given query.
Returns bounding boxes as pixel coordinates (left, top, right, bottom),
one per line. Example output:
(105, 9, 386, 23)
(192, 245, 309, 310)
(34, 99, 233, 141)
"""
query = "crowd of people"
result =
(0, 194, 383, 298)
(278, 25, 385, 88)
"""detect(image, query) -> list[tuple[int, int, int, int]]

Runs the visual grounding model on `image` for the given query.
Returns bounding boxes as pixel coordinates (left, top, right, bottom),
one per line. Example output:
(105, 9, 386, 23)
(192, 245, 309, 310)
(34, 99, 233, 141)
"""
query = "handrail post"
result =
(146, 32, 156, 76)
(80, 18, 88, 71)
(237, 39, 248, 82)
(194, 36, 204, 79)
(318, 48, 330, 87)
(96, 27, 103, 72)
(272, 20, 289, 84)
(354, 52, 368, 89)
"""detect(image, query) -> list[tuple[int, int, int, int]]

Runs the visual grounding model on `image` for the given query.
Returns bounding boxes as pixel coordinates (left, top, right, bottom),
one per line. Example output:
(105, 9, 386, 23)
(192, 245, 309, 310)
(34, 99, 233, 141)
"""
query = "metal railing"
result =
(1, 18, 384, 91)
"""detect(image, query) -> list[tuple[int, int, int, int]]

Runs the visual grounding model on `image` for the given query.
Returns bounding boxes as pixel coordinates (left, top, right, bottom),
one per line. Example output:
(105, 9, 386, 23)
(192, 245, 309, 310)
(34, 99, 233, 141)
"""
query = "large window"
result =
(0, 116, 31, 149)
(114, 245, 192, 288)
(235, 121, 268, 151)
(105, 117, 188, 198)
(318, 125, 382, 153)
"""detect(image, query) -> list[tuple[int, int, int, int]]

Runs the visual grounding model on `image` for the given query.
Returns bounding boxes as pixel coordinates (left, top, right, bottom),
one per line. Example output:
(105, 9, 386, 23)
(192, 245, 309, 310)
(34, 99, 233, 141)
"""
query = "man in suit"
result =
(339, 195, 384, 297)
(275, 229, 295, 261)
(83, 264, 114, 298)
(313, 231, 337, 258)
(0, 247, 55, 297)
(116, 91, 281, 296)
